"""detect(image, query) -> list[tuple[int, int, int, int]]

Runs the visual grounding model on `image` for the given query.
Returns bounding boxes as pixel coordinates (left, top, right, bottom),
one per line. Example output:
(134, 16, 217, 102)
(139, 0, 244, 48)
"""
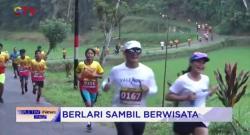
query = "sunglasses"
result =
(125, 48, 142, 54)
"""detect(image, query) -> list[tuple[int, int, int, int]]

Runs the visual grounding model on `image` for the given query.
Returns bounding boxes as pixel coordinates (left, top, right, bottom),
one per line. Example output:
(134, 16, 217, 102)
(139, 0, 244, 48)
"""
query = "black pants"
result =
(173, 122, 207, 135)
(115, 122, 145, 135)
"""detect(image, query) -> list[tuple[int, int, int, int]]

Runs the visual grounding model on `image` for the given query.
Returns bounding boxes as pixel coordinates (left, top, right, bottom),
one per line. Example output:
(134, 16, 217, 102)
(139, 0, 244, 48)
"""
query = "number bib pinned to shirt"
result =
(32, 72, 44, 81)
(82, 79, 97, 88)
(18, 66, 29, 76)
(119, 88, 143, 102)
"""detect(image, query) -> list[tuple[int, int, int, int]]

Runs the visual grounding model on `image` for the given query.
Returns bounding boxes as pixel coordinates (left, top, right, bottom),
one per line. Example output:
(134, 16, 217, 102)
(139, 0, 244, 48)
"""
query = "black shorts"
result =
(115, 122, 145, 135)
(173, 122, 207, 135)
(20, 76, 29, 81)
(33, 81, 44, 88)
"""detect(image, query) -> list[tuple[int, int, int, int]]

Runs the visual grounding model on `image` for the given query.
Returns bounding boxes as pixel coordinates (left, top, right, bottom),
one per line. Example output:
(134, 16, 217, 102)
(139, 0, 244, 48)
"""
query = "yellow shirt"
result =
(62, 50, 66, 55)
(76, 61, 104, 77)
(31, 59, 47, 72)
(76, 61, 104, 93)
(17, 56, 31, 68)
(0, 51, 9, 64)
(17, 56, 31, 76)
(0, 51, 9, 74)
(31, 59, 47, 81)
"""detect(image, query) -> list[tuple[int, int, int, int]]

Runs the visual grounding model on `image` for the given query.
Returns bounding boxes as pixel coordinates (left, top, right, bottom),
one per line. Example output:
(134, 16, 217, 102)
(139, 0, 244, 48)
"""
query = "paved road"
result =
(43, 34, 225, 63)
(0, 70, 116, 135)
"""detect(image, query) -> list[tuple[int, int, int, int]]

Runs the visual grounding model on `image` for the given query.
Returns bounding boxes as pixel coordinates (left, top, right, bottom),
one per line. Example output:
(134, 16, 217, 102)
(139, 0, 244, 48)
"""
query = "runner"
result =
(165, 52, 217, 135)
(174, 39, 179, 48)
(10, 47, 19, 78)
(76, 48, 104, 131)
(94, 46, 100, 56)
(30, 50, 47, 102)
(169, 40, 174, 48)
(0, 43, 9, 103)
(16, 49, 31, 95)
(208, 26, 213, 41)
(36, 45, 47, 60)
(188, 38, 192, 47)
(62, 48, 67, 59)
(102, 40, 158, 135)
(160, 41, 165, 50)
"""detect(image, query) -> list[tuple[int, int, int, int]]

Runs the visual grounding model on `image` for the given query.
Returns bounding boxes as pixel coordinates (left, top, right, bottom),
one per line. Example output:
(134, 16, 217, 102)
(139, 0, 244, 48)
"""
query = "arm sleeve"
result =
(30, 60, 34, 71)
(44, 61, 47, 69)
(28, 57, 32, 67)
(148, 70, 158, 95)
(97, 62, 104, 74)
(206, 76, 210, 89)
(169, 77, 184, 94)
(76, 63, 83, 73)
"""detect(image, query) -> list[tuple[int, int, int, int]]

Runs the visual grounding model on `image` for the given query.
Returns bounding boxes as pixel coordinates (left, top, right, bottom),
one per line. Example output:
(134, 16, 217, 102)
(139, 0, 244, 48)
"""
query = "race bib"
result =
(83, 80, 97, 88)
(120, 88, 143, 102)
(19, 67, 29, 72)
(33, 72, 44, 78)
(32, 72, 45, 81)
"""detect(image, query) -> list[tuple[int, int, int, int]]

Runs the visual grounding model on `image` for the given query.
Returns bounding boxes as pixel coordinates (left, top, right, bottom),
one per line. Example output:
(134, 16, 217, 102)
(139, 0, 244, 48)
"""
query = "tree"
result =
(39, 19, 71, 57)
(94, 0, 128, 65)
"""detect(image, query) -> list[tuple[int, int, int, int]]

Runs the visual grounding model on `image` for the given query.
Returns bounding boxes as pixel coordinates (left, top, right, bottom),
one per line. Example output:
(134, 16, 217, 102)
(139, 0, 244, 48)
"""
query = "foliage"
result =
(214, 63, 249, 107)
(40, 19, 71, 56)
(94, 0, 129, 65)
(1, 0, 249, 34)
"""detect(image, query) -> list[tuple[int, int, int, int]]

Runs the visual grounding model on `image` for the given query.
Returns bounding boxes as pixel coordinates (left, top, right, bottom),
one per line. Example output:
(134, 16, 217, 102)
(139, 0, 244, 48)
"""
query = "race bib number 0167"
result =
(120, 88, 142, 101)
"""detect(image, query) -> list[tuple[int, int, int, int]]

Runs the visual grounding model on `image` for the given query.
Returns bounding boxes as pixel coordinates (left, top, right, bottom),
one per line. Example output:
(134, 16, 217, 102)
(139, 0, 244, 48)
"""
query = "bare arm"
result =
(208, 85, 219, 96)
(93, 73, 103, 79)
(103, 78, 111, 92)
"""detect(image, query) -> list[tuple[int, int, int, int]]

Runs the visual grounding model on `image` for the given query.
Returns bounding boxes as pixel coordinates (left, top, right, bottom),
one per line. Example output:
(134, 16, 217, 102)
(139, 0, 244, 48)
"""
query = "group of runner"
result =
(196, 23, 213, 42)
(0, 40, 218, 135)
(0, 44, 47, 103)
(76, 40, 217, 135)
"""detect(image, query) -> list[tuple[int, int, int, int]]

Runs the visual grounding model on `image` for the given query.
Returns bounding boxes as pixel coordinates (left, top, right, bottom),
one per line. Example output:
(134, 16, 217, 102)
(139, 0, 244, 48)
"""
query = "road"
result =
(0, 70, 116, 135)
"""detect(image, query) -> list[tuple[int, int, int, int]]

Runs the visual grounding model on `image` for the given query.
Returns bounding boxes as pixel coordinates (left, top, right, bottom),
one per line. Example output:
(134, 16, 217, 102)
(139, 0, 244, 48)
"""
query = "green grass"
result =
(43, 46, 250, 134)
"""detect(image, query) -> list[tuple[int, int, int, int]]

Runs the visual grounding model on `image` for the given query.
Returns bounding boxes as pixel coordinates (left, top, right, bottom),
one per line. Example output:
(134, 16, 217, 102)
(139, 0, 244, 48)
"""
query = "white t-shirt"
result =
(160, 41, 164, 47)
(169, 73, 209, 107)
(108, 63, 157, 107)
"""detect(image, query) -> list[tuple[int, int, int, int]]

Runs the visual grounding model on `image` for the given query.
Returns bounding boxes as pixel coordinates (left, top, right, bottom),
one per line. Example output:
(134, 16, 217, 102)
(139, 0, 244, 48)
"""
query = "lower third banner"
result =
(16, 107, 232, 122)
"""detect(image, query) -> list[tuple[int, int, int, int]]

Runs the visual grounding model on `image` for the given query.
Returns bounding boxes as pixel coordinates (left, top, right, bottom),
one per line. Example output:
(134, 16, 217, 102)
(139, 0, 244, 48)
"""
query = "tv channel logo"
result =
(14, 6, 37, 16)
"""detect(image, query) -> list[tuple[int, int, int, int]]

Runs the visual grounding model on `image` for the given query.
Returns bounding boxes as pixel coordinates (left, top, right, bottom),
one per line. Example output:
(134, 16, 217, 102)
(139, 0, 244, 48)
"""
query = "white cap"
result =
(123, 40, 141, 50)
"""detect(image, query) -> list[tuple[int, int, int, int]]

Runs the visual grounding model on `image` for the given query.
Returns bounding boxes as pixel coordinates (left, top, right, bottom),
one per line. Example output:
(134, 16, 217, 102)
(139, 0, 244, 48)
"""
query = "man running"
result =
(62, 48, 67, 59)
(36, 46, 47, 60)
(0, 43, 9, 103)
(31, 50, 47, 102)
(10, 47, 19, 78)
(76, 48, 104, 130)
(17, 49, 31, 95)
(103, 40, 158, 135)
